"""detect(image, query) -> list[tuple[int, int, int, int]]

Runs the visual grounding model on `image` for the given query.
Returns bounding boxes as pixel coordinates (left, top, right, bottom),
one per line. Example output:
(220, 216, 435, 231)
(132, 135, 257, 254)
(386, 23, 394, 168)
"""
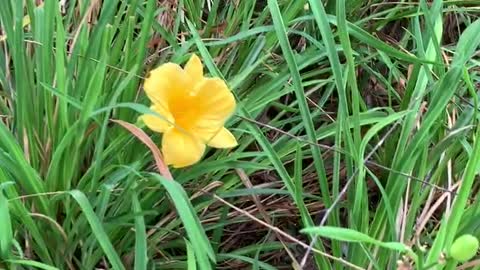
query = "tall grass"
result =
(1, 0, 480, 269)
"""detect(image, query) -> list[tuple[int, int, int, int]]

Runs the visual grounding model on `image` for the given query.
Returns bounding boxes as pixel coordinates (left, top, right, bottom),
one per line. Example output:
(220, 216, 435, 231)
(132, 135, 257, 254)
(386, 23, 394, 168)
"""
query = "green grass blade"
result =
(68, 190, 126, 270)
(301, 226, 410, 254)
(132, 192, 148, 270)
(153, 174, 215, 269)
(0, 188, 13, 259)
(267, 0, 330, 208)
(6, 260, 59, 270)
(186, 239, 197, 270)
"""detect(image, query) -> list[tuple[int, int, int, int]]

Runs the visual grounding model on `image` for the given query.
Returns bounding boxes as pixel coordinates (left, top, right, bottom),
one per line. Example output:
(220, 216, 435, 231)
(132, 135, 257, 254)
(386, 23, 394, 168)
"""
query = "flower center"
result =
(169, 93, 202, 132)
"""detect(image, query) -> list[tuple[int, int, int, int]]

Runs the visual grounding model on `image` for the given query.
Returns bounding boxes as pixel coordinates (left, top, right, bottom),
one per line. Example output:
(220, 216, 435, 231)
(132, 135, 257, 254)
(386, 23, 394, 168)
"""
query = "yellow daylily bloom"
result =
(141, 54, 237, 168)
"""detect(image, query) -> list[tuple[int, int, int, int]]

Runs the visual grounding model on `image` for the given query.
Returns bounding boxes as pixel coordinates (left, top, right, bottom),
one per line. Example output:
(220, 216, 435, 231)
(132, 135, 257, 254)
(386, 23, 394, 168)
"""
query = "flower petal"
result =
(141, 105, 174, 133)
(184, 54, 203, 82)
(207, 127, 237, 148)
(188, 78, 236, 142)
(144, 63, 193, 106)
(162, 129, 205, 168)
(194, 78, 236, 119)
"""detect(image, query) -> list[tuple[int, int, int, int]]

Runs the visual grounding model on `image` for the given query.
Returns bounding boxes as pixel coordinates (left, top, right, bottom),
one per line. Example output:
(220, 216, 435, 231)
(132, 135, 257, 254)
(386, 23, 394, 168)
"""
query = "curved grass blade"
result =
(153, 174, 215, 270)
(6, 260, 59, 270)
(68, 190, 126, 270)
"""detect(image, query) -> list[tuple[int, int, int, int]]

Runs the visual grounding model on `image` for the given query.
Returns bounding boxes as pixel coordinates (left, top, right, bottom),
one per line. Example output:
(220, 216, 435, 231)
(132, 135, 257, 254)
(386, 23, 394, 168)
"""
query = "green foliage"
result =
(0, 0, 480, 269)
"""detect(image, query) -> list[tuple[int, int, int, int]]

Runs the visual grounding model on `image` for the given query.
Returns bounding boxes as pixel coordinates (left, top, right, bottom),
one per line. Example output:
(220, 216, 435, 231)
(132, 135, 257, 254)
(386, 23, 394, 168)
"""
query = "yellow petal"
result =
(144, 63, 193, 106)
(207, 127, 237, 148)
(187, 78, 236, 142)
(194, 78, 236, 119)
(141, 105, 174, 133)
(162, 129, 205, 168)
(184, 54, 203, 82)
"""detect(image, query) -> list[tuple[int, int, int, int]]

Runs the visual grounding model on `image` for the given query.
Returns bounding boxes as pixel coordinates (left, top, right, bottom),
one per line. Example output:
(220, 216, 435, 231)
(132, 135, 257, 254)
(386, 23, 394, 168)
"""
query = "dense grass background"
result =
(1, 0, 480, 269)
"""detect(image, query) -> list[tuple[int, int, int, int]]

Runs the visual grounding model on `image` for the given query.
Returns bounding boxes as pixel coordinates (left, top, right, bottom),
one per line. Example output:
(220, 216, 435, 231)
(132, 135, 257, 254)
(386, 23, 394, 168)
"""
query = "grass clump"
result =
(1, 0, 480, 269)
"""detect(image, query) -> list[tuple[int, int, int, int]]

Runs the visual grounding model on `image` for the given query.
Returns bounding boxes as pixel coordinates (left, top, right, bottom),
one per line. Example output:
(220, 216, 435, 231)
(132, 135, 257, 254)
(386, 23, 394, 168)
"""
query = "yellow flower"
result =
(141, 54, 237, 168)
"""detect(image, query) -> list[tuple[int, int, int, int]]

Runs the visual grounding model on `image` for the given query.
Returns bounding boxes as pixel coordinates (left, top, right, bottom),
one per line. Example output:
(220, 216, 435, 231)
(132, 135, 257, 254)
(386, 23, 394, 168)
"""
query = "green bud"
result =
(450, 234, 479, 262)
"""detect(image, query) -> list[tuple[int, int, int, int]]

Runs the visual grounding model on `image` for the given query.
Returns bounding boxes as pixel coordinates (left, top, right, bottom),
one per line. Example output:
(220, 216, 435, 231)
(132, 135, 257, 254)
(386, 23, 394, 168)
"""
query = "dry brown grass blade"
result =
(209, 193, 365, 270)
(413, 181, 461, 243)
(235, 169, 300, 268)
(457, 258, 480, 270)
(30, 213, 75, 269)
(111, 119, 173, 180)
(236, 169, 273, 225)
(69, 0, 101, 58)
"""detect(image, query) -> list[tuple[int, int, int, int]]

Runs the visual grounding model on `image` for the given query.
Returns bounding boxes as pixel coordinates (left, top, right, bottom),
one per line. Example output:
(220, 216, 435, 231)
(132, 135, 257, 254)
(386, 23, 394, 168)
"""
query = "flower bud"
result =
(450, 234, 479, 262)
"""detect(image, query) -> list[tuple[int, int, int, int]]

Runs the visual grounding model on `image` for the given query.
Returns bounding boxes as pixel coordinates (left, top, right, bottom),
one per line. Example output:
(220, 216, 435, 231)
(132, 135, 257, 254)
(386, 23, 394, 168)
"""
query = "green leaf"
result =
(153, 174, 215, 270)
(7, 259, 59, 270)
(0, 188, 13, 259)
(301, 226, 409, 253)
(186, 239, 197, 270)
(68, 190, 126, 270)
(132, 192, 148, 270)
